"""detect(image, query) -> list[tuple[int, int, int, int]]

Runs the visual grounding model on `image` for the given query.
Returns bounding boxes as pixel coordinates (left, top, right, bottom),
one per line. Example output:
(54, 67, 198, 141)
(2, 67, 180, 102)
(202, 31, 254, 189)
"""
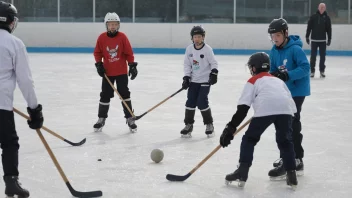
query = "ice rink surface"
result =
(1, 53, 351, 198)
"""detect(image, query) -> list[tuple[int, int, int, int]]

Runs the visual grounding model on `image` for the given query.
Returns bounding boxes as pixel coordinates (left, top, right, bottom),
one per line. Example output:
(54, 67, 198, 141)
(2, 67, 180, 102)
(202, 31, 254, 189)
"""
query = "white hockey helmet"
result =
(104, 12, 120, 24)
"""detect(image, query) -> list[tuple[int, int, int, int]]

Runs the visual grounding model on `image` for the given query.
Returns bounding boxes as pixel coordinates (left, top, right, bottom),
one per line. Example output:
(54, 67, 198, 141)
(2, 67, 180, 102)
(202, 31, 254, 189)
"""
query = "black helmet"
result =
(190, 25, 205, 37)
(268, 18, 288, 34)
(0, 1, 18, 33)
(247, 52, 270, 74)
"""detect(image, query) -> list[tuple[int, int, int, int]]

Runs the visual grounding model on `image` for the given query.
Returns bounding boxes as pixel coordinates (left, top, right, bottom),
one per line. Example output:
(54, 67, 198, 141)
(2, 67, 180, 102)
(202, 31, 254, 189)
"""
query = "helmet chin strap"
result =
(276, 31, 288, 49)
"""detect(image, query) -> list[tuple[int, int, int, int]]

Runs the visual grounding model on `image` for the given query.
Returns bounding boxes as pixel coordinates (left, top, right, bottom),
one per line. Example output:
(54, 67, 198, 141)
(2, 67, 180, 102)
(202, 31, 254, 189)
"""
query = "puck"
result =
(97, 159, 102, 161)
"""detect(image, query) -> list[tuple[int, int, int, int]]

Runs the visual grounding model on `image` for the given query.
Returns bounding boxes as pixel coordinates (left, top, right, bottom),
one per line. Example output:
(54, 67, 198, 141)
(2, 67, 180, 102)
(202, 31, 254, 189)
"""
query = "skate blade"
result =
(94, 127, 103, 132)
(288, 184, 297, 190)
(206, 132, 215, 138)
(296, 170, 304, 176)
(181, 133, 192, 138)
(269, 175, 286, 181)
(225, 179, 245, 188)
(130, 128, 137, 133)
(6, 195, 26, 198)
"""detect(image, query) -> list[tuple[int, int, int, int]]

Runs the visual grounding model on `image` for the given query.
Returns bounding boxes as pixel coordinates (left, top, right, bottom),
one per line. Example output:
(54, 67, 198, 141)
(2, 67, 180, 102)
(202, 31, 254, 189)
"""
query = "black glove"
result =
(271, 69, 289, 82)
(128, 62, 138, 80)
(208, 69, 218, 85)
(182, 76, 191, 90)
(220, 123, 236, 148)
(306, 37, 310, 45)
(27, 104, 44, 129)
(327, 40, 331, 46)
(95, 62, 105, 77)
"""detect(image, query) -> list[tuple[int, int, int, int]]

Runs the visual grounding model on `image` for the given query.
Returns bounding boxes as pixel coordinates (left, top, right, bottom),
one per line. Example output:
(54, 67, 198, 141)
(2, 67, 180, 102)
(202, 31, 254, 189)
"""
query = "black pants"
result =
(310, 41, 326, 73)
(0, 110, 19, 176)
(280, 96, 305, 159)
(99, 74, 132, 118)
(239, 115, 296, 171)
(186, 83, 210, 110)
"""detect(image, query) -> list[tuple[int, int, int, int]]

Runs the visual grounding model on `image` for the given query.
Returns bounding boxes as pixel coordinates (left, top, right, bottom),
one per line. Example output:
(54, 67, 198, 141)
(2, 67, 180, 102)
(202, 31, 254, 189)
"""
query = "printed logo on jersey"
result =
(192, 59, 200, 70)
(278, 59, 288, 72)
(189, 54, 193, 57)
(107, 45, 119, 62)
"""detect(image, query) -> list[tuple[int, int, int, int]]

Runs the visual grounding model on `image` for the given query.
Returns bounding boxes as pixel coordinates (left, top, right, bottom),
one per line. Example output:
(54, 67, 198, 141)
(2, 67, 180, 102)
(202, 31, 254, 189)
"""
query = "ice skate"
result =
(93, 118, 106, 132)
(272, 158, 282, 167)
(268, 161, 286, 180)
(225, 163, 250, 188)
(286, 170, 298, 189)
(295, 158, 304, 176)
(4, 176, 29, 198)
(205, 123, 214, 138)
(181, 124, 193, 138)
(320, 71, 326, 78)
(310, 72, 315, 78)
(126, 117, 137, 133)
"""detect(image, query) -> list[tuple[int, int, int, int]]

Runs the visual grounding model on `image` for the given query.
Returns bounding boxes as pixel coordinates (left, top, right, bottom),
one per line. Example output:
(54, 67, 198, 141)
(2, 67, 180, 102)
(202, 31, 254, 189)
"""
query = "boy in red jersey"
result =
(93, 12, 138, 133)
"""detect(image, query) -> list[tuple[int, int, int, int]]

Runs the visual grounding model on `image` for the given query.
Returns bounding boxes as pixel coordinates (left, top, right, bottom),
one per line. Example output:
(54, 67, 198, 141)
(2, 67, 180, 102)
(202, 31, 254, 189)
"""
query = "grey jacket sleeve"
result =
(14, 42, 38, 109)
(183, 47, 192, 77)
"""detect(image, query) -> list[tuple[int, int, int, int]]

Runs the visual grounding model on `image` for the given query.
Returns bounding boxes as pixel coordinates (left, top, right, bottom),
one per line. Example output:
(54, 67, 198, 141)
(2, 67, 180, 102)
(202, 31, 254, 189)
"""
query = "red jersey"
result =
(94, 32, 134, 76)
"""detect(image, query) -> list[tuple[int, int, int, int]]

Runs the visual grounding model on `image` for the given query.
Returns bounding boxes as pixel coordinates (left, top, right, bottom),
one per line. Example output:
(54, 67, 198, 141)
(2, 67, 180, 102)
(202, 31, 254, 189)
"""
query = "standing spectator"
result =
(305, 3, 332, 78)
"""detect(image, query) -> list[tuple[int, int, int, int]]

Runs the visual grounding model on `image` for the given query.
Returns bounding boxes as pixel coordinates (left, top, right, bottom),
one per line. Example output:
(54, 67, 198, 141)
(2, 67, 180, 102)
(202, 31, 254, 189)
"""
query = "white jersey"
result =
(0, 29, 38, 111)
(238, 72, 297, 117)
(183, 43, 218, 83)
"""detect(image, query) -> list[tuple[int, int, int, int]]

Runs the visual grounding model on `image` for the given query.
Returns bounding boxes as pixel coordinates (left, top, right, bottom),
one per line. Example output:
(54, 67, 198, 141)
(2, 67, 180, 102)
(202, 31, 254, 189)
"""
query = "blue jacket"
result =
(270, 35, 310, 97)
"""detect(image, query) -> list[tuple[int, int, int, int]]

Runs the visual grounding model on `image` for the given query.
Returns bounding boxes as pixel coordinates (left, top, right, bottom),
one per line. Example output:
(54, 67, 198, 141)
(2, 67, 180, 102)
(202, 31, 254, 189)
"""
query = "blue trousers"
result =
(239, 115, 296, 171)
(185, 82, 210, 110)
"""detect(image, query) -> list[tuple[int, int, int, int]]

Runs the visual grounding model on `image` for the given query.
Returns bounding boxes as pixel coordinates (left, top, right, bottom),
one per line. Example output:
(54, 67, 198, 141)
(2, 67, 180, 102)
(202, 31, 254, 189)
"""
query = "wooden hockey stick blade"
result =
(13, 108, 86, 146)
(166, 118, 252, 182)
(36, 129, 103, 197)
(64, 138, 86, 146)
(66, 182, 102, 198)
(166, 172, 191, 182)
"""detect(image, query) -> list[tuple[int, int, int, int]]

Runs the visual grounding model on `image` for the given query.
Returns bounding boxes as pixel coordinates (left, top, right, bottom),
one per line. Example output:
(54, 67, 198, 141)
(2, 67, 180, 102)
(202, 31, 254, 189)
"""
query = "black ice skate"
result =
(225, 163, 250, 188)
(272, 158, 282, 168)
(4, 176, 29, 198)
(205, 123, 214, 138)
(320, 71, 326, 78)
(126, 117, 137, 133)
(286, 170, 298, 189)
(268, 161, 286, 180)
(93, 118, 106, 132)
(180, 124, 193, 138)
(310, 71, 315, 78)
(295, 158, 304, 176)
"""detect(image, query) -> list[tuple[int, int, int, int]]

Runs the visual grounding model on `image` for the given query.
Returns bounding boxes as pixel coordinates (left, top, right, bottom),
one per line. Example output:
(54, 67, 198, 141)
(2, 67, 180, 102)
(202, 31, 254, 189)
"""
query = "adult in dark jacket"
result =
(305, 3, 332, 78)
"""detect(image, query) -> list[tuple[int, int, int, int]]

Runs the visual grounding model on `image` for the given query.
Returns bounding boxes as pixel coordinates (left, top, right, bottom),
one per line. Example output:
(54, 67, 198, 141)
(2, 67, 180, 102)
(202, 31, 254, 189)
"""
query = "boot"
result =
(4, 176, 29, 198)
(201, 108, 214, 137)
(181, 109, 195, 137)
(225, 163, 250, 187)
(286, 170, 298, 188)
(268, 160, 286, 180)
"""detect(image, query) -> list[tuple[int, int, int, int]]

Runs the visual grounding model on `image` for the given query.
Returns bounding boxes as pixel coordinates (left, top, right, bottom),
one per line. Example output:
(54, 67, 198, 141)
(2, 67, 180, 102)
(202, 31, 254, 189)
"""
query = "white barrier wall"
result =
(13, 23, 352, 51)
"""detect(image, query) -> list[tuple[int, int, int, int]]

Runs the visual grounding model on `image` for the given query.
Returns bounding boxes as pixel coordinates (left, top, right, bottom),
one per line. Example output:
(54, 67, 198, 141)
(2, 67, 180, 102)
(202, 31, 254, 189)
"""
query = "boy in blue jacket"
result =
(267, 18, 310, 179)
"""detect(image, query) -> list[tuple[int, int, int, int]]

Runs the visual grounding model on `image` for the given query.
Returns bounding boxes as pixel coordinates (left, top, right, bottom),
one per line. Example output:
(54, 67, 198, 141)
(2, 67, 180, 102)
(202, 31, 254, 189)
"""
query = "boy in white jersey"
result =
(219, 52, 297, 188)
(0, 2, 43, 197)
(181, 25, 218, 137)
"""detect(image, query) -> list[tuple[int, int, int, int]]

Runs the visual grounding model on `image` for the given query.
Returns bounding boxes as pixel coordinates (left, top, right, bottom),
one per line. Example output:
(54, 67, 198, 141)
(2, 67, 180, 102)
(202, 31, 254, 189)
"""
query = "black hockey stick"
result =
(13, 108, 86, 146)
(166, 118, 252, 182)
(135, 88, 184, 120)
(36, 129, 103, 197)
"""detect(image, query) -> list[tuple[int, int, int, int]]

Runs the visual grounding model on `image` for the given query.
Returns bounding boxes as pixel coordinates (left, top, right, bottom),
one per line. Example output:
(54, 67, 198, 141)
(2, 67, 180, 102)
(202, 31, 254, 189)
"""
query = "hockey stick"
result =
(13, 108, 86, 146)
(166, 118, 252, 182)
(104, 74, 135, 118)
(36, 129, 102, 197)
(135, 88, 184, 120)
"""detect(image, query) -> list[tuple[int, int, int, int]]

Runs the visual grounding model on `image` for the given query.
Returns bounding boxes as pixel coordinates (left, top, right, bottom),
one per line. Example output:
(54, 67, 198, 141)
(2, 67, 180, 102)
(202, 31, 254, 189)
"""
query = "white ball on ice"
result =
(151, 149, 164, 163)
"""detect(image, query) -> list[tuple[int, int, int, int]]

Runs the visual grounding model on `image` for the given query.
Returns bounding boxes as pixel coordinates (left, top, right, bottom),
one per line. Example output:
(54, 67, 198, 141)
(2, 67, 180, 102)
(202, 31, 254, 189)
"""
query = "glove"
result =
(95, 62, 105, 77)
(220, 123, 236, 148)
(271, 66, 289, 82)
(327, 40, 331, 46)
(27, 104, 44, 129)
(306, 37, 310, 45)
(208, 69, 218, 85)
(128, 62, 138, 80)
(182, 76, 191, 90)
